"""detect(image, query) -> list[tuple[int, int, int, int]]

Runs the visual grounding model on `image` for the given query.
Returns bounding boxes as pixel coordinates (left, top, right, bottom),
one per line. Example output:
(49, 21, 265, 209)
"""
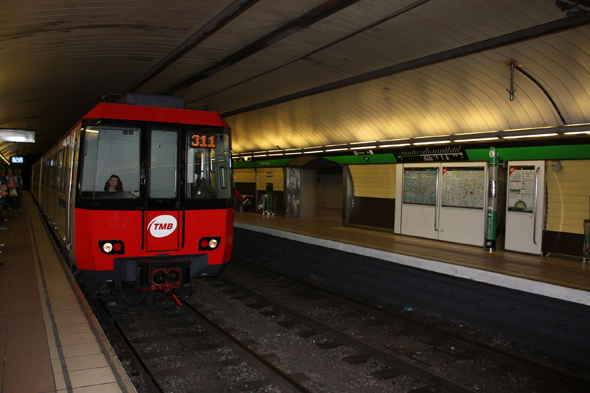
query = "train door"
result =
(144, 128, 180, 252)
(504, 161, 545, 255)
(398, 162, 487, 246)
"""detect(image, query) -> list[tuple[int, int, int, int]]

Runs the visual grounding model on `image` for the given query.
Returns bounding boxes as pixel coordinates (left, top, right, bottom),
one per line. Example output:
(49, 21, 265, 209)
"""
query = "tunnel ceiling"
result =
(2, 0, 590, 162)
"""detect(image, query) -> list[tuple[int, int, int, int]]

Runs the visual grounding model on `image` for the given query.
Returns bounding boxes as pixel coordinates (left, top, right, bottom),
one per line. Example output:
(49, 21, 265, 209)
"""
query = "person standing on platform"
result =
(0, 180, 7, 230)
(0, 168, 5, 264)
(234, 188, 244, 212)
(5, 168, 18, 213)
(0, 168, 7, 210)
(15, 168, 23, 210)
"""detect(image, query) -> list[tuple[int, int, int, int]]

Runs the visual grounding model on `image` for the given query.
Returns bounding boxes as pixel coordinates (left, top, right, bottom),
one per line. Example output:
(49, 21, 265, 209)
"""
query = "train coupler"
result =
(138, 259, 191, 292)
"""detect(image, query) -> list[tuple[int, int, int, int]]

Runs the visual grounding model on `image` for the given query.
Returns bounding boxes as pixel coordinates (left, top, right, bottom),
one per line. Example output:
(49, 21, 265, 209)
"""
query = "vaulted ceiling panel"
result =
(138, 0, 329, 95)
(2, 0, 590, 161)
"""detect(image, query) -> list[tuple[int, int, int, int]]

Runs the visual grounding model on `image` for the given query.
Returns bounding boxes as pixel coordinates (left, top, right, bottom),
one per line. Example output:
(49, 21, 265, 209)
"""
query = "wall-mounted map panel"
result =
(402, 167, 438, 205)
(441, 167, 485, 209)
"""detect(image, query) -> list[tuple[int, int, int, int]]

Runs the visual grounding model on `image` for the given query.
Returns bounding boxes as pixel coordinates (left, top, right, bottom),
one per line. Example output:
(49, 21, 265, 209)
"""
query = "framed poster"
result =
(441, 167, 485, 209)
(508, 166, 535, 212)
(402, 167, 438, 205)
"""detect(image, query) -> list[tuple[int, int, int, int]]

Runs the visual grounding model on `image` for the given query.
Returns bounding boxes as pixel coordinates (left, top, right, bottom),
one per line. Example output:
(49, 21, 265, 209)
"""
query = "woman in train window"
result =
(104, 175, 123, 193)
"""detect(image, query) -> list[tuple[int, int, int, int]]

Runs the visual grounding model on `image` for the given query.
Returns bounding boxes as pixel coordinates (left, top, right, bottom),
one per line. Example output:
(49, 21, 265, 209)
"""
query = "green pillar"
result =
(266, 183, 274, 213)
(485, 147, 499, 251)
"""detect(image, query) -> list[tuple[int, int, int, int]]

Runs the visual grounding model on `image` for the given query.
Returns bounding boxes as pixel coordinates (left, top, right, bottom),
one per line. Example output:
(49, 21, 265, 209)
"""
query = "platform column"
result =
(485, 147, 499, 251)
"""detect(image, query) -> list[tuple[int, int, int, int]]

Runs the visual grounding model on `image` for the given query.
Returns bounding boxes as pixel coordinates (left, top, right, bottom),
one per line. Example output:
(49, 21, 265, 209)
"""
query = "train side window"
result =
(57, 148, 64, 193)
(80, 126, 141, 199)
(50, 153, 57, 190)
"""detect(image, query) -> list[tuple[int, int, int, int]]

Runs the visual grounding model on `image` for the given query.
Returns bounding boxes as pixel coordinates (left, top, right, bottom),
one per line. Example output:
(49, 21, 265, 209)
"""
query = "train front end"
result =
(74, 103, 233, 296)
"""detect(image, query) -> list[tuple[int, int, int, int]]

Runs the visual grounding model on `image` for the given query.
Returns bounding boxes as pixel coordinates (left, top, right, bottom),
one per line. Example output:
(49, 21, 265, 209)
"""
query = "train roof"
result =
(84, 103, 230, 129)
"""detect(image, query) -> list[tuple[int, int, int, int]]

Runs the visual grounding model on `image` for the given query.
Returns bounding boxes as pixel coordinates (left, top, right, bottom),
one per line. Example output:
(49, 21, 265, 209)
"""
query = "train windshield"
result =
(80, 126, 141, 199)
(80, 125, 231, 202)
(186, 132, 231, 200)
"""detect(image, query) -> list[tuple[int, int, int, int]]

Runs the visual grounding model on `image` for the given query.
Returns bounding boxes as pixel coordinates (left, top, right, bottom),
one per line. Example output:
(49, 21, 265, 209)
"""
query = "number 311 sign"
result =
(191, 134, 216, 148)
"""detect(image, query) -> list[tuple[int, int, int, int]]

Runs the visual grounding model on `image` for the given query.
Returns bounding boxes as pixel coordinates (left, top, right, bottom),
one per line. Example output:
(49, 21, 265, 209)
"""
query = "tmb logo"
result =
(148, 215, 177, 238)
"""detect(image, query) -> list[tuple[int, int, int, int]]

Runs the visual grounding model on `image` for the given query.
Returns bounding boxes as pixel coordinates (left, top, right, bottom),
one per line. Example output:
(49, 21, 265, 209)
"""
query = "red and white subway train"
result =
(32, 94, 234, 299)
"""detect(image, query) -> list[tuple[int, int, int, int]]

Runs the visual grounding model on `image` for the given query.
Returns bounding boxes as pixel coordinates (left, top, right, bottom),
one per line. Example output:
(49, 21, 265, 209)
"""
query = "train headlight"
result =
(199, 237, 221, 251)
(99, 240, 125, 255)
(102, 243, 113, 253)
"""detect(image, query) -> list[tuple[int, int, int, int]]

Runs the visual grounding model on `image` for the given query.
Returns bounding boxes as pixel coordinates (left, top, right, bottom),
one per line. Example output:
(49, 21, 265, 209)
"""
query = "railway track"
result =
(91, 294, 311, 393)
(92, 260, 590, 392)
(197, 260, 590, 393)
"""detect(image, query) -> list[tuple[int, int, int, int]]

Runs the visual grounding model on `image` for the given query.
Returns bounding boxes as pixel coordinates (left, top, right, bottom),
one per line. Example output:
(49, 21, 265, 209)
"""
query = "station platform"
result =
(0, 194, 135, 393)
(234, 209, 590, 307)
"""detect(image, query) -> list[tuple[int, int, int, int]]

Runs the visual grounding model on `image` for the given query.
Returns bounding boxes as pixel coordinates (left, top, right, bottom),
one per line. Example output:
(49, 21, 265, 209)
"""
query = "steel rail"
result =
(216, 277, 478, 393)
(182, 299, 313, 393)
(307, 277, 590, 390)
(233, 258, 590, 390)
(91, 299, 164, 393)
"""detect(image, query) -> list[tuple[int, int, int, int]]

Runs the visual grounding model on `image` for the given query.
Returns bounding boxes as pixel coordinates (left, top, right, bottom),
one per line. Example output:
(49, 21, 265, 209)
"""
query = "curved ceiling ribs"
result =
(221, 12, 590, 118)
(2, 1, 590, 159)
(160, 0, 362, 96)
(148, 0, 590, 153)
(125, 0, 261, 94)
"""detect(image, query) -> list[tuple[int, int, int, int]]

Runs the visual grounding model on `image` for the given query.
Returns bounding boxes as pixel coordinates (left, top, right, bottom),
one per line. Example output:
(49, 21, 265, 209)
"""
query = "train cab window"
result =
(80, 126, 141, 199)
(149, 129, 178, 199)
(186, 133, 231, 200)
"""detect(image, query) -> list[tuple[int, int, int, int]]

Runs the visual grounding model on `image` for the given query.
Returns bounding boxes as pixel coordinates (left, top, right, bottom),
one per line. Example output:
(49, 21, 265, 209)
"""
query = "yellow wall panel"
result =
(234, 168, 256, 183)
(545, 160, 590, 235)
(349, 164, 396, 199)
(547, 208, 589, 219)
(257, 168, 284, 191)
(545, 194, 590, 205)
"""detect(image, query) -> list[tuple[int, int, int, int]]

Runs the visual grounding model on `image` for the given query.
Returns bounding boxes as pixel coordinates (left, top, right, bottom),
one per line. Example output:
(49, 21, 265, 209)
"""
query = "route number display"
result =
(191, 134, 216, 148)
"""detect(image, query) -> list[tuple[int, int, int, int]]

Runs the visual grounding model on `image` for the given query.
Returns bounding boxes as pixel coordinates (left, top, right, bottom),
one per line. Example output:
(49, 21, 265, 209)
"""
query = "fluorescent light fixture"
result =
(253, 154, 267, 157)
(454, 131, 498, 137)
(564, 130, 590, 135)
(379, 143, 411, 148)
(325, 148, 349, 152)
(351, 145, 377, 150)
(414, 135, 449, 139)
(503, 133, 558, 139)
(268, 153, 284, 156)
(0, 129, 36, 142)
(284, 152, 301, 155)
(454, 137, 499, 143)
(413, 140, 451, 145)
(303, 150, 324, 154)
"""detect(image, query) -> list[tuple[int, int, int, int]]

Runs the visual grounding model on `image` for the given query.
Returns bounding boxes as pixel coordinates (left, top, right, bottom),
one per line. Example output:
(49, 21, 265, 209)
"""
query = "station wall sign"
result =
(394, 145, 468, 163)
